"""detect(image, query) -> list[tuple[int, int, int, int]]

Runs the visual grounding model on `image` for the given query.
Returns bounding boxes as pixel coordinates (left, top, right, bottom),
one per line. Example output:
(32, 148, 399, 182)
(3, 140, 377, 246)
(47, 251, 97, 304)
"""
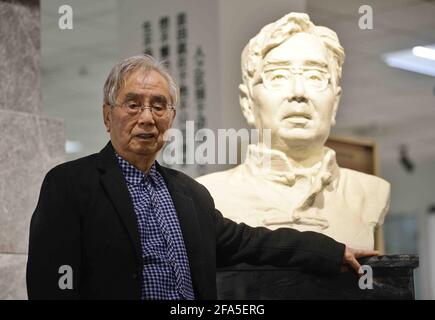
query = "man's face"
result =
(250, 32, 341, 149)
(103, 69, 175, 162)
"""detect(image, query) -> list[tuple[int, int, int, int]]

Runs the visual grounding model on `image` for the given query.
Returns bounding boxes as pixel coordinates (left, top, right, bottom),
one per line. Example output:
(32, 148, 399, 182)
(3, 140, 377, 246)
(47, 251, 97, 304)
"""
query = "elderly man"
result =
(27, 54, 376, 300)
(198, 13, 390, 250)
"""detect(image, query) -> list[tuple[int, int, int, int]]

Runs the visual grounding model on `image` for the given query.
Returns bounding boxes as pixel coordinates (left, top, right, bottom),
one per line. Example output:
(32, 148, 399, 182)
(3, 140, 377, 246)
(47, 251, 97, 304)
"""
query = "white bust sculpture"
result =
(197, 12, 390, 250)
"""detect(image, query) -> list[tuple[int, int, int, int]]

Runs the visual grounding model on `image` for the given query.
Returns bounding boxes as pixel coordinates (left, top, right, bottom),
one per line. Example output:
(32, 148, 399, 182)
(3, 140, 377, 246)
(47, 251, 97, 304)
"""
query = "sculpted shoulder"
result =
(339, 168, 391, 225)
(339, 168, 390, 197)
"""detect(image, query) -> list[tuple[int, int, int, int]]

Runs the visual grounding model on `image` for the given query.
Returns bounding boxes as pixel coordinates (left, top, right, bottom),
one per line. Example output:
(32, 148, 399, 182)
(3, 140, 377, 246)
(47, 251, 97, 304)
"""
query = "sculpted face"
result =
(247, 32, 341, 149)
(103, 69, 175, 163)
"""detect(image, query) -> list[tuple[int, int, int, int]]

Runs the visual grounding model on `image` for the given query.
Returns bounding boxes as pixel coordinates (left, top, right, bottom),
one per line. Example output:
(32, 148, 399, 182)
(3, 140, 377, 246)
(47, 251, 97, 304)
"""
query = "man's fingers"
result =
(354, 249, 379, 258)
(343, 246, 380, 275)
(348, 257, 362, 275)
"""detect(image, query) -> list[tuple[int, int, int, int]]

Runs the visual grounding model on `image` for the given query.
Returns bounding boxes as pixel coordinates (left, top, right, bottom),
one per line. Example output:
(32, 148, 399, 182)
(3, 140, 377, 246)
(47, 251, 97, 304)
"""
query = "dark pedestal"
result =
(216, 254, 419, 300)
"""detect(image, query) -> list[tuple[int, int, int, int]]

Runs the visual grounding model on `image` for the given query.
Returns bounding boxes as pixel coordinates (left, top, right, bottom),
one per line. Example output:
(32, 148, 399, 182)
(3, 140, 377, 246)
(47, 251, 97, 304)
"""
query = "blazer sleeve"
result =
(26, 167, 82, 299)
(214, 209, 345, 275)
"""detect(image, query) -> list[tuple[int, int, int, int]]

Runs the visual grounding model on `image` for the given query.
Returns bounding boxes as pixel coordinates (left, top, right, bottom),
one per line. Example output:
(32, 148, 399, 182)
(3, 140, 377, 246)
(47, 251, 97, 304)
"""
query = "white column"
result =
(0, 0, 65, 299)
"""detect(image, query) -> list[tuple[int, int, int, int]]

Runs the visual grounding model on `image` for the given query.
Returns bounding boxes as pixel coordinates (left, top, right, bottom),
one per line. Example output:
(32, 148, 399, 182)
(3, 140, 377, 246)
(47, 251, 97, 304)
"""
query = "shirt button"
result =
(132, 273, 138, 279)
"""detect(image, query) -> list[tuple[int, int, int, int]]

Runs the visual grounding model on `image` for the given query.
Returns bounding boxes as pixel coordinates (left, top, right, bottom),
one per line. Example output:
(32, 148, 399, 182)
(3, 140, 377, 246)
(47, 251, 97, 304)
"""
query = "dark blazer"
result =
(26, 142, 345, 300)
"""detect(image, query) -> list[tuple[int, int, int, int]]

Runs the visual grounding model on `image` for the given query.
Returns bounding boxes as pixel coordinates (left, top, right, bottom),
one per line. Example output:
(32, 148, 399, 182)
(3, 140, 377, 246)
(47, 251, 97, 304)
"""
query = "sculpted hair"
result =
(241, 12, 345, 90)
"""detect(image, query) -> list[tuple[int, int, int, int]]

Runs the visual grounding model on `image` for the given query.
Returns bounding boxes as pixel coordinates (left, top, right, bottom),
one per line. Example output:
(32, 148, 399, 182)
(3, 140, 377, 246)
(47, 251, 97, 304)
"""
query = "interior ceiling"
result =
(41, 0, 119, 159)
(41, 0, 435, 166)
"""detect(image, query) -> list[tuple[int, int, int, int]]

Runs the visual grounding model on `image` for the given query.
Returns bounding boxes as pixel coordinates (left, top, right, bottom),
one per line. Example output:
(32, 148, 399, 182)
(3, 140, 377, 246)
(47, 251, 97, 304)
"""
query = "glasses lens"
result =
(151, 104, 168, 117)
(263, 69, 291, 89)
(123, 101, 141, 115)
(303, 70, 328, 90)
(262, 68, 329, 91)
(150, 96, 169, 117)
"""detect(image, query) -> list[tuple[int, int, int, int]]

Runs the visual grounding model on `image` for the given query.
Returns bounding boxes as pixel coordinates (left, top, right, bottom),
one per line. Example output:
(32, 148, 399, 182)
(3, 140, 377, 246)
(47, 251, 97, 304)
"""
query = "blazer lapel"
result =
(97, 142, 142, 264)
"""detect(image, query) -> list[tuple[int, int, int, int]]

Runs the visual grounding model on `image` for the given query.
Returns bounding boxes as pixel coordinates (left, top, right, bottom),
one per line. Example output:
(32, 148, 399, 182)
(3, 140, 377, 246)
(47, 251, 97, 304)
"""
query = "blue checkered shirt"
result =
(116, 153, 195, 300)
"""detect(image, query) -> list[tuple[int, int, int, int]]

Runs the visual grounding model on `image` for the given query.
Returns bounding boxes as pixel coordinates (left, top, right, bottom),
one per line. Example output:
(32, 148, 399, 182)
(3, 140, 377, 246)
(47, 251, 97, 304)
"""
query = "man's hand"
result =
(342, 246, 379, 275)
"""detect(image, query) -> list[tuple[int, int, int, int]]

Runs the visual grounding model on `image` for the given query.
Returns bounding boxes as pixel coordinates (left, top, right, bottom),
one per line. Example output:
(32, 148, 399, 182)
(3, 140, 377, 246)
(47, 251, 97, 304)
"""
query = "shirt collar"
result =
(115, 152, 157, 185)
(244, 144, 339, 187)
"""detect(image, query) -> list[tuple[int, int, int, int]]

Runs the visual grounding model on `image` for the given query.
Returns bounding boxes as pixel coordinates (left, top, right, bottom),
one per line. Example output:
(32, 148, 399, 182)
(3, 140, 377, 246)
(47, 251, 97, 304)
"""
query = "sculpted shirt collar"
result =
(244, 143, 339, 187)
(244, 144, 340, 229)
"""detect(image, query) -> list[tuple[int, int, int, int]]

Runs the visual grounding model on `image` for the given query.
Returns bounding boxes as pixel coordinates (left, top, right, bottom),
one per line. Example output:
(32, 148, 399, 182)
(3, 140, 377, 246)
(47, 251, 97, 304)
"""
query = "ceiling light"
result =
(383, 44, 435, 77)
(412, 46, 435, 61)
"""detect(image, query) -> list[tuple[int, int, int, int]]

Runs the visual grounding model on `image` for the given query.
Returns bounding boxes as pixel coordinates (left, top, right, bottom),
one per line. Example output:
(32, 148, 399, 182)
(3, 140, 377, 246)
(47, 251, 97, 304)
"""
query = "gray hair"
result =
(241, 12, 345, 91)
(103, 54, 179, 107)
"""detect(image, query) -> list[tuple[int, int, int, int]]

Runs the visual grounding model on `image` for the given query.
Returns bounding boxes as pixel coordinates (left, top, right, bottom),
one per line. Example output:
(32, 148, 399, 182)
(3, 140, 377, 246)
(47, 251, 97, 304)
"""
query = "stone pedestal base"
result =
(217, 255, 419, 300)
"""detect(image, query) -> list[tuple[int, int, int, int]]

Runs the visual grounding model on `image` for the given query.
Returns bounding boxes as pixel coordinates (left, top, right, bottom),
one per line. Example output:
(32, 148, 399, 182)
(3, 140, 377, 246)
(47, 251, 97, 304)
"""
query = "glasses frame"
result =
(112, 101, 175, 118)
(260, 66, 332, 92)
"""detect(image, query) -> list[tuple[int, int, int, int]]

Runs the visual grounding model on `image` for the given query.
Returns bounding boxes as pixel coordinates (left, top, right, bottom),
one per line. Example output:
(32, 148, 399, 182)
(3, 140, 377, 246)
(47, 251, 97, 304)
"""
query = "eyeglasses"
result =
(114, 99, 175, 117)
(260, 66, 331, 92)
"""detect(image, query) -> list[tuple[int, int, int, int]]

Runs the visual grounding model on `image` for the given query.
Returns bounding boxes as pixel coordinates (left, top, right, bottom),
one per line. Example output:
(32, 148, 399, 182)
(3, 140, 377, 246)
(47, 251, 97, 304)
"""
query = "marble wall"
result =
(0, 0, 65, 299)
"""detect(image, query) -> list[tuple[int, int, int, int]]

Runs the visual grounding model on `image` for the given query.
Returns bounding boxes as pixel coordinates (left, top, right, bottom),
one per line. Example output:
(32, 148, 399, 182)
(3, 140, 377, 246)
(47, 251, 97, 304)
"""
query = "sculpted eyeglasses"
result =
(113, 100, 175, 117)
(261, 66, 331, 92)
